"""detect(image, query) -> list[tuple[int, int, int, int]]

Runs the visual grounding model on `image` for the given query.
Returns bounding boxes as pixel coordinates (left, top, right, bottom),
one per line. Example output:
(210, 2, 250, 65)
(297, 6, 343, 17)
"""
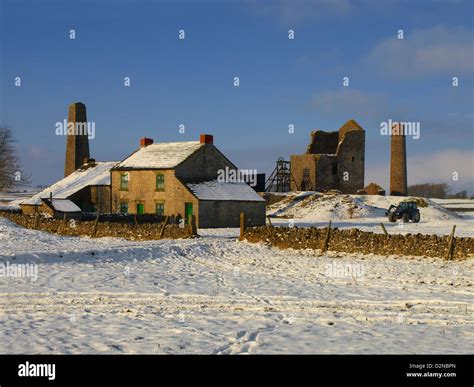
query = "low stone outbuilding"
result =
(40, 198, 82, 220)
(20, 160, 116, 214)
(186, 180, 265, 227)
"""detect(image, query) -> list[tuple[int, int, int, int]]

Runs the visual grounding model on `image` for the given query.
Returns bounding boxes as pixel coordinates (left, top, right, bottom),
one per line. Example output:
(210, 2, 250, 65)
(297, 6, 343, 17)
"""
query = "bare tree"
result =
(0, 126, 30, 191)
(408, 183, 450, 199)
(448, 190, 468, 199)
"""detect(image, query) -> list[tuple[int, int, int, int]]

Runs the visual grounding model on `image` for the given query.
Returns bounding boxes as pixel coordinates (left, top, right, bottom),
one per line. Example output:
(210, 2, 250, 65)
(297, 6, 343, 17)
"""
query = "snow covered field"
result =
(0, 190, 39, 210)
(268, 193, 474, 237)
(1, 216, 473, 354)
(432, 198, 474, 215)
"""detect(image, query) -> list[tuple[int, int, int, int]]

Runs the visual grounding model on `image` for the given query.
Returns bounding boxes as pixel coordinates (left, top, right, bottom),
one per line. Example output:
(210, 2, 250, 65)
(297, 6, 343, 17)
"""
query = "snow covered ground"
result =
(0, 190, 39, 211)
(432, 198, 474, 215)
(268, 192, 474, 237)
(0, 216, 473, 354)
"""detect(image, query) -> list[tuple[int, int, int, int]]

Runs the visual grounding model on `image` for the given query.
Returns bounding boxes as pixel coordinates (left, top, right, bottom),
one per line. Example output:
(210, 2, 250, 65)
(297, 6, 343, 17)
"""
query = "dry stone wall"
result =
(243, 225, 473, 260)
(0, 212, 192, 240)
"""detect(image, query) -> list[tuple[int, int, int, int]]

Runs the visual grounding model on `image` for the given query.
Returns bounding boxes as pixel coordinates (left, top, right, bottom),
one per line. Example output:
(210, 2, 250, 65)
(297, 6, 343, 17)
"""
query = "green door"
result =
(185, 202, 193, 224)
(136, 203, 144, 214)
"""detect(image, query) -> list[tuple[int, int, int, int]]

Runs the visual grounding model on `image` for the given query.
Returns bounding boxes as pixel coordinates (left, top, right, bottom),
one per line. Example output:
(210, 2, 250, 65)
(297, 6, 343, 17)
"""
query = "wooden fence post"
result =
(159, 215, 169, 239)
(188, 214, 197, 236)
(380, 222, 388, 237)
(239, 212, 245, 241)
(267, 216, 273, 227)
(91, 214, 100, 237)
(34, 213, 39, 230)
(321, 220, 332, 253)
(61, 213, 67, 234)
(134, 214, 138, 226)
(446, 225, 456, 260)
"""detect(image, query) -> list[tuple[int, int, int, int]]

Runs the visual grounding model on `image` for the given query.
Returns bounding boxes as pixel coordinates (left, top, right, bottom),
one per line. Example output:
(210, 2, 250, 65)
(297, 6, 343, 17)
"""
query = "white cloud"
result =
(368, 26, 474, 76)
(367, 149, 474, 194)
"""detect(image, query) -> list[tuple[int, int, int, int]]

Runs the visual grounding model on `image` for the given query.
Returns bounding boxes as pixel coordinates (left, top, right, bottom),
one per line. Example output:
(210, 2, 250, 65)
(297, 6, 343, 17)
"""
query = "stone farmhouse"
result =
(290, 120, 365, 194)
(111, 135, 265, 228)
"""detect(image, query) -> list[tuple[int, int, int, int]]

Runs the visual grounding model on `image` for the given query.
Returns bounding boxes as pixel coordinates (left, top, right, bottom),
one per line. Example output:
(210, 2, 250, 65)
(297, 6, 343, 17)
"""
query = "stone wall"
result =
(243, 226, 473, 260)
(0, 212, 192, 240)
(315, 155, 338, 192)
(175, 144, 237, 182)
(20, 204, 40, 215)
(110, 169, 198, 219)
(306, 130, 339, 154)
(198, 200, 265, 228)
(289, 154, 318, 191)
(335, 130, 365, 193)
(92, 185, 111, 213)
(337, 119, 364, 140)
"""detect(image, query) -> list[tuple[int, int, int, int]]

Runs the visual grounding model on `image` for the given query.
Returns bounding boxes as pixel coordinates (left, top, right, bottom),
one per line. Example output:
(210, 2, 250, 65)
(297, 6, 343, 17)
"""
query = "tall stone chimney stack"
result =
(390, 122, 408, 196)
(64, 102, 90, 177)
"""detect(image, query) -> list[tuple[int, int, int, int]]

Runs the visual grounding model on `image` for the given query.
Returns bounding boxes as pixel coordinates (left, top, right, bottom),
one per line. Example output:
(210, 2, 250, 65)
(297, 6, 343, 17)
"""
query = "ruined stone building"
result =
(290, 120, 365, 193)
(111, 135, 265, 228)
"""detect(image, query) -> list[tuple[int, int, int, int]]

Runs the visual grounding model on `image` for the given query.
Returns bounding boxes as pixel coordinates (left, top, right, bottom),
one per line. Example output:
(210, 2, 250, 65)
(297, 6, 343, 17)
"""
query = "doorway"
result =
(185, 202, 193, 223)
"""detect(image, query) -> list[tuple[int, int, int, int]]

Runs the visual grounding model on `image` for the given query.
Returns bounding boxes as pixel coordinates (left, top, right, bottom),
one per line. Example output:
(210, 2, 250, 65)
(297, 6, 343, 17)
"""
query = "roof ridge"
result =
(147, 140, 201, 145)
(114, 141, 204, 169)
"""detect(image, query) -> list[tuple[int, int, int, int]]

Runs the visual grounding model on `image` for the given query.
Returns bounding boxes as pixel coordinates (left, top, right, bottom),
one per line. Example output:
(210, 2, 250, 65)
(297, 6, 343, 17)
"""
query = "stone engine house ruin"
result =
(290, 120, 365, 193)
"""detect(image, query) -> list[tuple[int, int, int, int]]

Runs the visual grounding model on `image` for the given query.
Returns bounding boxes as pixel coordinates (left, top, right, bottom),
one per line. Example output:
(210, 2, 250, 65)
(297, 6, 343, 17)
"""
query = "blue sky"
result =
(1, 0, 473, 193)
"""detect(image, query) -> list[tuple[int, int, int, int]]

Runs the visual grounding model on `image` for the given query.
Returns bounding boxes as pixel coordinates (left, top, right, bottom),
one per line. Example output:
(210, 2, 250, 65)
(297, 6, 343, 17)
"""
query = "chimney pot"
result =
(200, 134, 213, 144)
(140, 137, 154, 147)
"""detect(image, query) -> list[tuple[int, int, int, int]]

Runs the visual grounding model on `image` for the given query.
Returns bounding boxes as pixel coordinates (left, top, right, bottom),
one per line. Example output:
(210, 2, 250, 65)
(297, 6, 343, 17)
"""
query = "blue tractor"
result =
(385, 201, 421, 223)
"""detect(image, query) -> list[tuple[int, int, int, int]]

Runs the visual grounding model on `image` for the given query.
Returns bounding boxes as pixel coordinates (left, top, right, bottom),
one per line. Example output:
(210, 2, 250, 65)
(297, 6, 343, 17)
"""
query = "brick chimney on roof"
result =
(140, 137, 153, 147)
(200, 134, 213, 144)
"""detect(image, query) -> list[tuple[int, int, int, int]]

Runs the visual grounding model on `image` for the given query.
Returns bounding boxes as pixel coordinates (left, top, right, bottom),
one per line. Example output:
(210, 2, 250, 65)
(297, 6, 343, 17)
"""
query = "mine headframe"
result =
(265, 157, 299, 192)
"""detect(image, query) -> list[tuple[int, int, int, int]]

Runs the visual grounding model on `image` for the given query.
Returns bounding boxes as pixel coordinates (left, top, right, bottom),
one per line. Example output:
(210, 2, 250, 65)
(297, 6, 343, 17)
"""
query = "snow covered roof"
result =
(22, 161, 117, 205)
(43, 199, 82, 212)
(186, 181, 265, 202)
(114, 141, 203, 169)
